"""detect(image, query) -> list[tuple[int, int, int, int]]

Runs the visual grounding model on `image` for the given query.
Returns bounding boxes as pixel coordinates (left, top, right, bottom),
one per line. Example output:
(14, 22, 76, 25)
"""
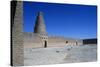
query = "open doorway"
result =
(44, 41, 47, 48)
(66, 41, 68, 44)
(76, 41, 77, 45)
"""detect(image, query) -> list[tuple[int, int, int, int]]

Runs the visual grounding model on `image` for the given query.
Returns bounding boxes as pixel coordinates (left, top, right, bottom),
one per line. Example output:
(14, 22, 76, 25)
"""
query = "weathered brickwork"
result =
(11, 1, 24, 66)
(24, 33, 83, 48)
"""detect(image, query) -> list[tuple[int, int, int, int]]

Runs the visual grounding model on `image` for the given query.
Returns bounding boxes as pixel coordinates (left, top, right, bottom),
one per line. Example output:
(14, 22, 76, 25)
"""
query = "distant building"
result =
(83, 38, 97, 44)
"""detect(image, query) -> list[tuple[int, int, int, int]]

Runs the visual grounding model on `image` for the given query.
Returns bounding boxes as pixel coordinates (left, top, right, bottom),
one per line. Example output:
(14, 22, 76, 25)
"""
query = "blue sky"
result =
(23, 1, 97, 39)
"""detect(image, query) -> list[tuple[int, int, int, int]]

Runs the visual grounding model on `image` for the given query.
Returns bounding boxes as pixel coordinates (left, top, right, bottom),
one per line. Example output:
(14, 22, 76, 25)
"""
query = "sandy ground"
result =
(24, 44, 97, 66)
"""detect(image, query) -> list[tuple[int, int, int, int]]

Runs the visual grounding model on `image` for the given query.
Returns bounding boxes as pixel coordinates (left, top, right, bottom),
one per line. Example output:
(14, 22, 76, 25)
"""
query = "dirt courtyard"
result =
(24, 44, 97, 66)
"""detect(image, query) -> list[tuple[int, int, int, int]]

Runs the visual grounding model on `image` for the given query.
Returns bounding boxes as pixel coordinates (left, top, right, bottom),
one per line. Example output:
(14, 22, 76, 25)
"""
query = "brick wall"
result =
(11, 1, 24, 66)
